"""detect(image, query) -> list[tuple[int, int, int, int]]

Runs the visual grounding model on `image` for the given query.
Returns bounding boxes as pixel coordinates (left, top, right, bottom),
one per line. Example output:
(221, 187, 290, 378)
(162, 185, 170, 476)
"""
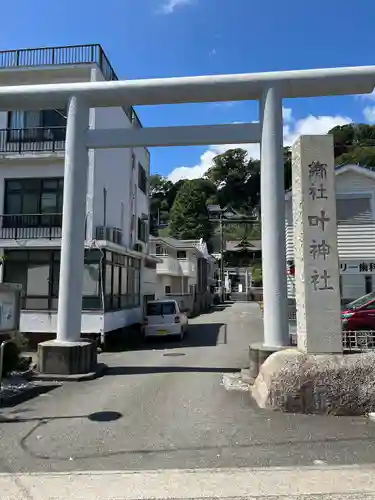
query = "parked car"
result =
(142, 299, 188, 340)
(341, 292, 375, 330)
(341, 292, 375, 348)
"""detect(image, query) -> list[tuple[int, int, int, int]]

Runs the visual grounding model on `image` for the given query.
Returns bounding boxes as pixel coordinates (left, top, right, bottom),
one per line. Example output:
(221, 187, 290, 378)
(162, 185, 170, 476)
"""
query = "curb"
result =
(32, 363, 108, 382)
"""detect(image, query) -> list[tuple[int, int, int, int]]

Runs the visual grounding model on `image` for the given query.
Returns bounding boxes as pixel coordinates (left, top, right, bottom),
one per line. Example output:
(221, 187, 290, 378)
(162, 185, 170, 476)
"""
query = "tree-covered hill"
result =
(150, 123, 375, 242)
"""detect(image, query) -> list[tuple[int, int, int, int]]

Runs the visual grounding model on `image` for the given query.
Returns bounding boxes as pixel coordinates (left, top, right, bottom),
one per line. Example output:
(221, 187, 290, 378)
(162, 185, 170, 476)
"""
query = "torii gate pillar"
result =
(260, 86, 289, 348)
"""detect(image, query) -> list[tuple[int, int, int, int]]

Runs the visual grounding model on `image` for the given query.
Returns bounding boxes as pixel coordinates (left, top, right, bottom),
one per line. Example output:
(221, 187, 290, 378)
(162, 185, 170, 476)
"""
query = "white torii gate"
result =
(1, 65, 375, 368)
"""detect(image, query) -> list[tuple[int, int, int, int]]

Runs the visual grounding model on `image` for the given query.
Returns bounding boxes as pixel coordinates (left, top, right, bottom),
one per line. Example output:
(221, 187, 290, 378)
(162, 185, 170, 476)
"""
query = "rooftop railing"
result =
(0, 44, 118, 82)
(0, 44, 146, 132)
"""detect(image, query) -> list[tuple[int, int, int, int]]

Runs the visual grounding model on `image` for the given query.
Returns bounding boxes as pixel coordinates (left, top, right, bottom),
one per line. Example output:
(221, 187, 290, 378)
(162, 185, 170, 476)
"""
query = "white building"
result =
(286, 164, 375, 302)
(0, 44, 157, 346)
(148, 235, 217, 313)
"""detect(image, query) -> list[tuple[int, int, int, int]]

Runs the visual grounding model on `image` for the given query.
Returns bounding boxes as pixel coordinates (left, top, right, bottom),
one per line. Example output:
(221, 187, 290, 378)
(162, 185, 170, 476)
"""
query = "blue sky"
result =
(1, 0, 375, 181)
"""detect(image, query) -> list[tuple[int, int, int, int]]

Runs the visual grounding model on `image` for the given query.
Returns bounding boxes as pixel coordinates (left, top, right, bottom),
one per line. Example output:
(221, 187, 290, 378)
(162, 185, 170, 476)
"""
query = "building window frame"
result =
(3, 249, 103, 311)
(336, 191, 375, 224)
(7, 109, 67, 142)
(138, 162, 147, 194)
(4, 177, 64, 224)
(137, 217, 148, 243)
(103, 250, 141, 312)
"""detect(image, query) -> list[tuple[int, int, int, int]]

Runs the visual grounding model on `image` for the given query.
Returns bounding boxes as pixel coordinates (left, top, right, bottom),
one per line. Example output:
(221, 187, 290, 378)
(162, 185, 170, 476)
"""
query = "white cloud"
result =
(209, 48, 217, 57)
(167, 109, 352, 182)
(363, 105, 375, 124)
(160, 0, 194, 14)
(282, 106, 293, 122)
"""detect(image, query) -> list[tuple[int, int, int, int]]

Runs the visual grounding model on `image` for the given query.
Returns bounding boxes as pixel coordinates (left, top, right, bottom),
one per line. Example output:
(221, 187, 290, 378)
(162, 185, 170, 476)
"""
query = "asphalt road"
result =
(1, 302, 375, 474)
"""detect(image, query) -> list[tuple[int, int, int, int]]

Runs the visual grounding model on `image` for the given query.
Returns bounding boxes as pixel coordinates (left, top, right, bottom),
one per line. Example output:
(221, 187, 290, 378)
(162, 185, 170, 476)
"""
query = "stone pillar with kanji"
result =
(292, 135, 342, 354)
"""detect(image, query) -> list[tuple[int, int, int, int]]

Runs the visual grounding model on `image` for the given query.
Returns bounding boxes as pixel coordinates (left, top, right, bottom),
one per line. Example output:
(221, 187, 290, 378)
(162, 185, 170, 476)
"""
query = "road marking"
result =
(1, 465, 375, 499)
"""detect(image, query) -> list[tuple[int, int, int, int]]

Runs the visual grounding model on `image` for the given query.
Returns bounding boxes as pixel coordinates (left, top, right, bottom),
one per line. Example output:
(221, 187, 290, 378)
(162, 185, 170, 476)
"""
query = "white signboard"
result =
(0, 284, 21, 332)
(340, 261, 375, 274)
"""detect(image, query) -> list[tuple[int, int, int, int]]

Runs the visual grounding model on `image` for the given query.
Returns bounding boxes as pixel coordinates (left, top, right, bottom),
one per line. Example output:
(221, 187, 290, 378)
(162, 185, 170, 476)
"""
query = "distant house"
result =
(222, 240, 262, 266)
(148, 235, 217, 314)
(285, 164, 375, 301)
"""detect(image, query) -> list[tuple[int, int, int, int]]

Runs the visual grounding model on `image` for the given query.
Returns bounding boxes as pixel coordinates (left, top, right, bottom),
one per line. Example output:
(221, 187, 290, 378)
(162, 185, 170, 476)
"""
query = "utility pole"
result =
(220, 210, 225, 303)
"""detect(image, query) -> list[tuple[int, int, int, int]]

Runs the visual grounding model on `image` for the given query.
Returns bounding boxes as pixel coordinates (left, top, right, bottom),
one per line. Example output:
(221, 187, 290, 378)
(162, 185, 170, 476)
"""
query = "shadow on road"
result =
(106, 322, 227, 352)
(204, 302, 235, 314)
(0, 410, 123, 424)
(104, 365, 241, 376)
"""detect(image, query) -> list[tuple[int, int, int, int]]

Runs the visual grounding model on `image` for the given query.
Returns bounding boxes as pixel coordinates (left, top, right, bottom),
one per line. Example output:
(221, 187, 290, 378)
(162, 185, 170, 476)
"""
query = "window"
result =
(103, 250, 141, 311)
(336, 194, 373, 223)
(156, 244, 168, 256)
(146, 301, 176, 316)
(138, 163, 147, 194)
(137, 217, 148, 243)
(26, 263, 49, 295)
(364, 301, 375, 311)
(365, 275, 373, 295)
(165, 285, 171, 294)
(4, 178, 64, 224)
(8, 109, 67, 142)
(3, 249, 102, 311)
(83, 264, 100, 296)
(177, 250, 187, 259)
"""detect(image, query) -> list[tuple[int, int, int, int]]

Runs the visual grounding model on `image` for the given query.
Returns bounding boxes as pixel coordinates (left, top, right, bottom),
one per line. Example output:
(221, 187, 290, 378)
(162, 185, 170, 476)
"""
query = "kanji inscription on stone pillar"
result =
(292, 135, 342, 354)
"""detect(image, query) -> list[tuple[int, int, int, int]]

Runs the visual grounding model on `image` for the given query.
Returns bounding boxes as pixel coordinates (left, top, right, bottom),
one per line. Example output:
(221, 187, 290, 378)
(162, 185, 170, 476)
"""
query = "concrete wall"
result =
(90, 68, 150, 248)
(19, 307, 142, 336)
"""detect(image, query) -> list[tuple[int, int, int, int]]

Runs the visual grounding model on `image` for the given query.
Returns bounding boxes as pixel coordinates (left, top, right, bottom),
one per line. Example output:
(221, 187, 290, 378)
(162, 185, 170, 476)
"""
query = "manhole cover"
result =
(163, 352, 186, 357)
(88, 411, 122, 422)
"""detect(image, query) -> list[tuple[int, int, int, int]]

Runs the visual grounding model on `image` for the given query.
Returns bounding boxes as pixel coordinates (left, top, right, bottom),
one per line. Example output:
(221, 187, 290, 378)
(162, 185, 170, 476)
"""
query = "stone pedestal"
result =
(249, 342, 294, 379)
(251, 349, 375, 415)
(37, 340, 100, 381)
(292, 135, 342, 354)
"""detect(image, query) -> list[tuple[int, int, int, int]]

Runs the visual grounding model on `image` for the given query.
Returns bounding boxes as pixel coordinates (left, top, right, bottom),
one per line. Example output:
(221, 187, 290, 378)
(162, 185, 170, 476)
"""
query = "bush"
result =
(1, 341, 21, 378)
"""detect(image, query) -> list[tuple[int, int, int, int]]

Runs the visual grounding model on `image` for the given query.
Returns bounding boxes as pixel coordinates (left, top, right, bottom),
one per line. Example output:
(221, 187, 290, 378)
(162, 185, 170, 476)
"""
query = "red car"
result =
(341, 292, 375, 331)
(341, 292, 375, 348)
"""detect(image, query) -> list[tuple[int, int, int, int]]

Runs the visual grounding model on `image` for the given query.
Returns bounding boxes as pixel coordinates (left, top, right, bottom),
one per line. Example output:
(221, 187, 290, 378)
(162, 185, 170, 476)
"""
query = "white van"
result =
(142, 299, 188, 340)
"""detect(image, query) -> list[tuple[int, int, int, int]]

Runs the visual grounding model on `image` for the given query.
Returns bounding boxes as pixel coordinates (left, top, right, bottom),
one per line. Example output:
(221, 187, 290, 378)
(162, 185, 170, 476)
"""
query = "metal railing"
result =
(0, 213, 63, 239)
(287, 304, 375, 352)
(0, 127, 66, 154)
(342, 330, 375, 351)
(0, 44, 118, 82)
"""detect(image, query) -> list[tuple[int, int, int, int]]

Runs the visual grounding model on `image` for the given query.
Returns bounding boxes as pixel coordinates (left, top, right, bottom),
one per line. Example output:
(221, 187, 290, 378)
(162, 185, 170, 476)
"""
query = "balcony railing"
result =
(0, 127, 66, 154)
(0, 213, 63, 239)
(0, 44, 118, 82)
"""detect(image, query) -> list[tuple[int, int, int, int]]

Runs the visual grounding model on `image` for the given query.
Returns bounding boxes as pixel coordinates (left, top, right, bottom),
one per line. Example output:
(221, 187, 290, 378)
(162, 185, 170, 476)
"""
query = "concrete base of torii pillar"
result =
(36, 340, 101, 381)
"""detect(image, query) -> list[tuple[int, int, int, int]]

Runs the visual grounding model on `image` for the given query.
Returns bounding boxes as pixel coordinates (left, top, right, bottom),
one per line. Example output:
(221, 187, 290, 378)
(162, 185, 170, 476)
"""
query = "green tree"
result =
(149, 175, 177, 235)
(169, 180, 213, 240)
(329, 123, 375, 167)
(205, 148, 260, 215)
